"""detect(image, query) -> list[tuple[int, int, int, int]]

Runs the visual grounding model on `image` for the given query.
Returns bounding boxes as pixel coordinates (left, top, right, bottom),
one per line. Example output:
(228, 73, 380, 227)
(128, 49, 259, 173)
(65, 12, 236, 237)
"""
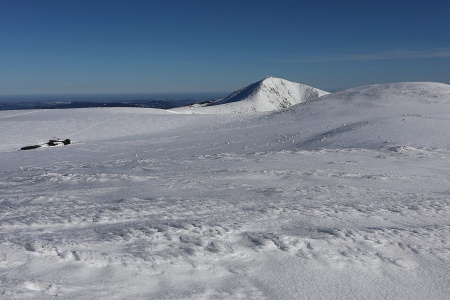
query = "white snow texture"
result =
(1, 78, 450, 299)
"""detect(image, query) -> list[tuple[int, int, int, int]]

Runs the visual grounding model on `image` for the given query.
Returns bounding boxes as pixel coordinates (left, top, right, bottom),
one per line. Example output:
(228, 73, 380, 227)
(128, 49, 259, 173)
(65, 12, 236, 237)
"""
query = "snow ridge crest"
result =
(211, 77, 329, 112)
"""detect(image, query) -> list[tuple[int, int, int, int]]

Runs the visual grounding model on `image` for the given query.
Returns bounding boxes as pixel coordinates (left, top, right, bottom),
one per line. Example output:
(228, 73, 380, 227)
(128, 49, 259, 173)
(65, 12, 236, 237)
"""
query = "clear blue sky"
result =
(1, 0, 450, 96)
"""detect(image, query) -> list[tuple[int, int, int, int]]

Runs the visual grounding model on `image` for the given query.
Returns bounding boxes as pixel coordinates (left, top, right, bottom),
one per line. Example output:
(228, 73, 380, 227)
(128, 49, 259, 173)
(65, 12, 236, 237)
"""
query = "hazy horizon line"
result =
(0, 92, 229, 104)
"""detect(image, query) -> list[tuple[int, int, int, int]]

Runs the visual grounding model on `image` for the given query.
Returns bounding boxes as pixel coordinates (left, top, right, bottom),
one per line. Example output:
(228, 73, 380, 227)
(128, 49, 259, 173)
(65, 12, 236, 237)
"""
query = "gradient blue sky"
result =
(1, 0, 450, 97)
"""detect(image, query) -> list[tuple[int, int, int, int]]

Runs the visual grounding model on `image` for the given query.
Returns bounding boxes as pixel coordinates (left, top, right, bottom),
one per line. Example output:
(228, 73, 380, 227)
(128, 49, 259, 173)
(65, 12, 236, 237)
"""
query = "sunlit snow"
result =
(1, 79, 450, 299)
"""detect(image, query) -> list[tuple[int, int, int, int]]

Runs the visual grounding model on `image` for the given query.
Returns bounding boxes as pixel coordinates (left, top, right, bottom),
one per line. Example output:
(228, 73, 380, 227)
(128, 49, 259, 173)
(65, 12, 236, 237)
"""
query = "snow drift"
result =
(172, 76, 329, 113)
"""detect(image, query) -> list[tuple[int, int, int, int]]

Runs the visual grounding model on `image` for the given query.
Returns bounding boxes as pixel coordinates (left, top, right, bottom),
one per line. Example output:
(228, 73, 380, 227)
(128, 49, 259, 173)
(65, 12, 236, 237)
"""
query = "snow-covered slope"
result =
(276, 82, 450, 150)
(172, 76, 329, 113)
(1, 82, 450, 299)
(319, 81, 450, 105)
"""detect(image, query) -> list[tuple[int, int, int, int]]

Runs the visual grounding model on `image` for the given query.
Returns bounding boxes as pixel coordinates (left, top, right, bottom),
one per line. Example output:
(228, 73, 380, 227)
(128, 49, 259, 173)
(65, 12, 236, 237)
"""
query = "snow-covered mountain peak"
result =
(173, 77, 329, 114)
(214, 76, 328, 107)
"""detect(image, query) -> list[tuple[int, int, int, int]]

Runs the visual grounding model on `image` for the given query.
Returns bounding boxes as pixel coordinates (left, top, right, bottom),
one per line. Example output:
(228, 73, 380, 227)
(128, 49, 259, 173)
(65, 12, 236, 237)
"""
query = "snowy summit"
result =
(173, 77, 329, 113)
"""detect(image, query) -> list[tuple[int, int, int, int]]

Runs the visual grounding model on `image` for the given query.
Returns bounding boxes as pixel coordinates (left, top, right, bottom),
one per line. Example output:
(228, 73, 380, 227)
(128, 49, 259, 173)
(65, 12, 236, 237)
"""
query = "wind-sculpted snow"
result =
(1, 82, 450, 299)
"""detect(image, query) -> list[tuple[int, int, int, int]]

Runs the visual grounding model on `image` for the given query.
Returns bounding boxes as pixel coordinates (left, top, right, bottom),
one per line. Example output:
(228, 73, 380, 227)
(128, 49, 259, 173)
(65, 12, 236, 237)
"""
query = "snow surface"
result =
(171, 77, 329, 114)
(1, 82, 450, 299)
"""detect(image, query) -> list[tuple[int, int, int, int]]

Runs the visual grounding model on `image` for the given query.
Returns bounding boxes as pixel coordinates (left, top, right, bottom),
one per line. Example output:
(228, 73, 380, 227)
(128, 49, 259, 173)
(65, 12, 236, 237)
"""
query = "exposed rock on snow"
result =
(20, 138, 71, 150)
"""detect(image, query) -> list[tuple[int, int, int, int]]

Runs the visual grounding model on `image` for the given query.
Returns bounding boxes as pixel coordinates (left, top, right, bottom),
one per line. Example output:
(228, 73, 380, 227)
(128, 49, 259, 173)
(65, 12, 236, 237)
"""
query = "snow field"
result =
(1, 81, 450, 299)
